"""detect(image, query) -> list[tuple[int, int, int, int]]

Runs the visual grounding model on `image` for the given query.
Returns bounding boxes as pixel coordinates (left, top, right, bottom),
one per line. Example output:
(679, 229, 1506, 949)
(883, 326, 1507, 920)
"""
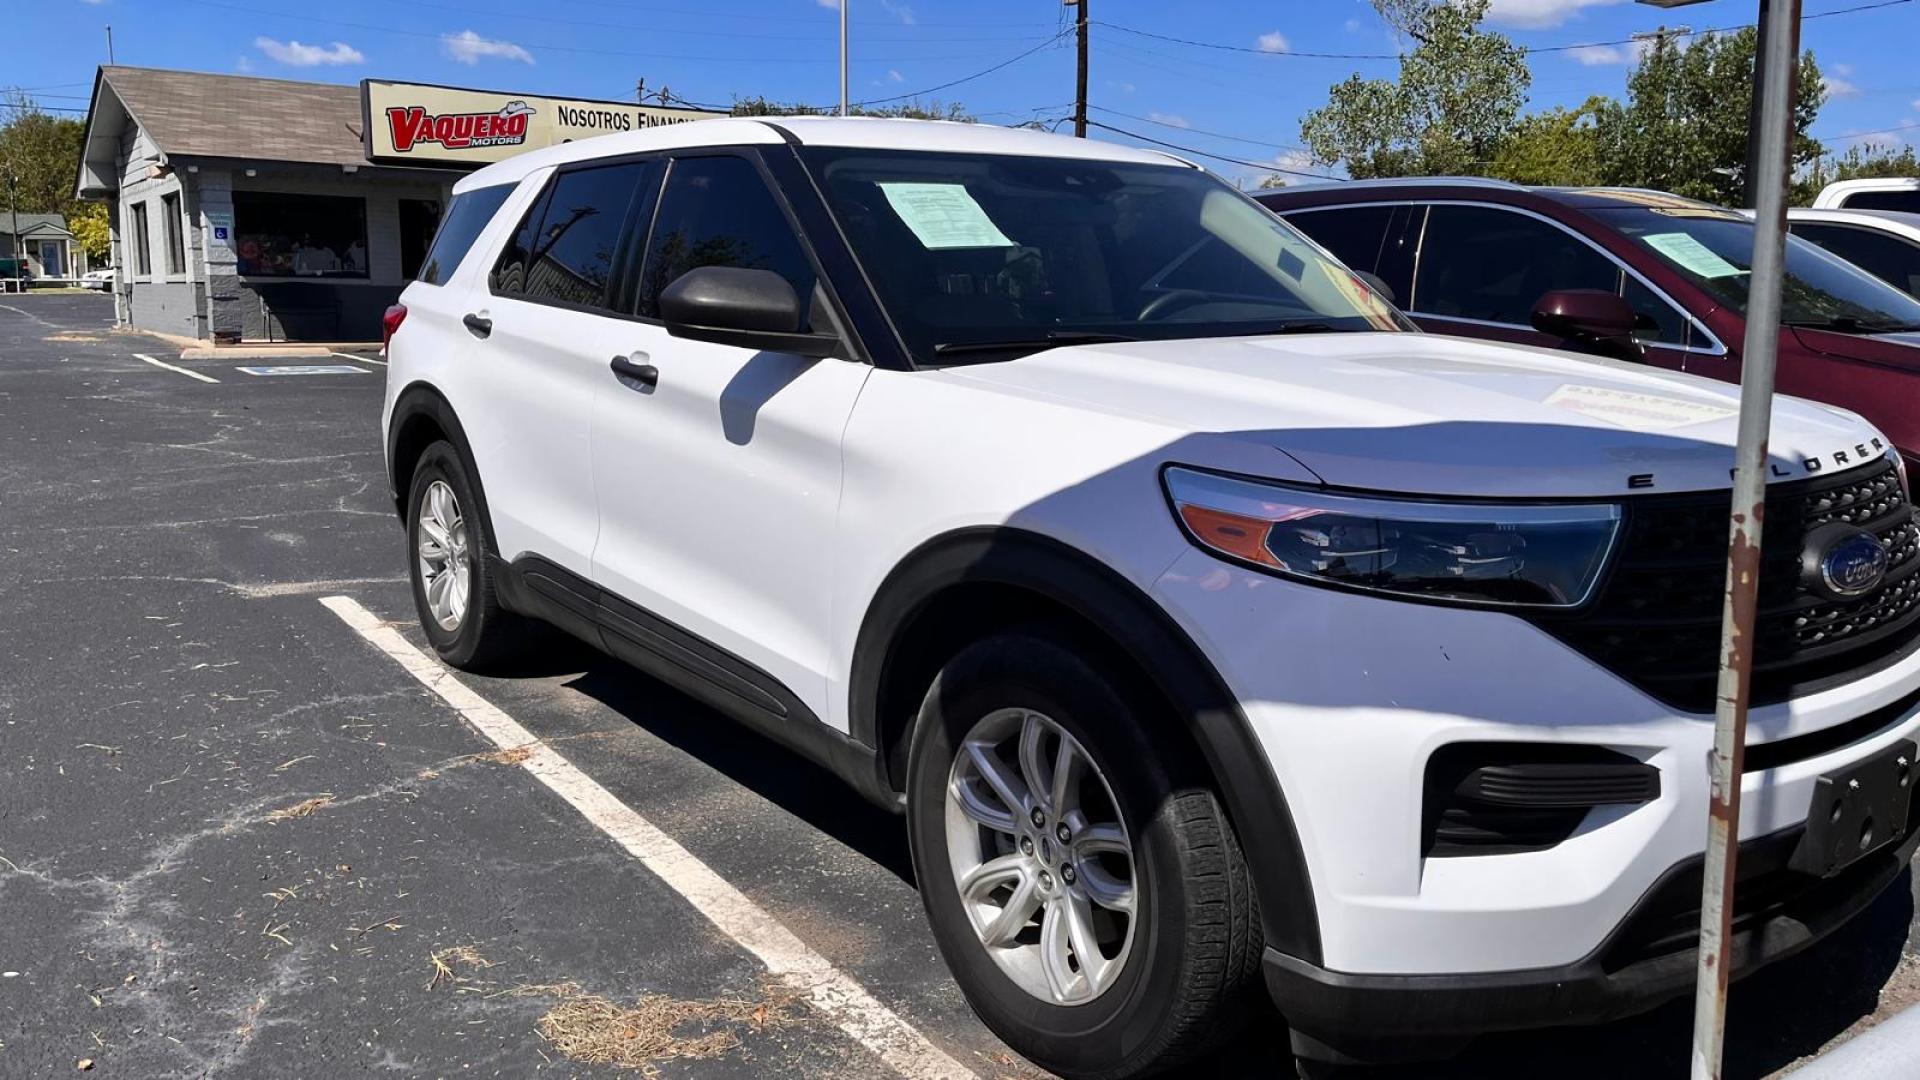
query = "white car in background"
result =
(80, 267, 115, 290)
(379, 117, 1920, 1075)
(1787, 207, 1920, 300)
(1813, 177, 1920, 214)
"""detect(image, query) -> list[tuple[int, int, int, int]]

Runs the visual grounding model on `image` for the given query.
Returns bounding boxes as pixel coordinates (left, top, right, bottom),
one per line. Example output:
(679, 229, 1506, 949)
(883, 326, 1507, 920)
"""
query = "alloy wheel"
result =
(416, 479, 471, 631)
(944, 707, 1137, 1005)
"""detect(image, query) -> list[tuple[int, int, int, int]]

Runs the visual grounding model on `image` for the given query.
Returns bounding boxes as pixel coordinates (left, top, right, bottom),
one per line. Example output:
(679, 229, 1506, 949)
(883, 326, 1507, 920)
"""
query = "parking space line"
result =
(318, 595, 977, 1080)
(331, 351, 385, 366)
(133, 352, 220, 384)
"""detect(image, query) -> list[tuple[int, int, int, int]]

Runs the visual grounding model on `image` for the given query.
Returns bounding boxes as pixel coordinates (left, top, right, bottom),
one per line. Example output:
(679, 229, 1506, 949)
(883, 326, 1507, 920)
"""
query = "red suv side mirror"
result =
(1531, 289, 1638, 343)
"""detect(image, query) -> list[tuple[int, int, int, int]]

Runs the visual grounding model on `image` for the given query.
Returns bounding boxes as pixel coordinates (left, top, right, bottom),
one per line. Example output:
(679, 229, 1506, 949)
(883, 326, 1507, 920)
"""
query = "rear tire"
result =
(906, 631, 1261, 1079)
(405, 440, 528, 670)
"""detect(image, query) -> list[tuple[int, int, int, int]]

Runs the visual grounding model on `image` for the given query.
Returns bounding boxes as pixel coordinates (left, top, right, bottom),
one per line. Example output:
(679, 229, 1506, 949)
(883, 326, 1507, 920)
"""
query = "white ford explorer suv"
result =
(382, 117, 1920, 1075)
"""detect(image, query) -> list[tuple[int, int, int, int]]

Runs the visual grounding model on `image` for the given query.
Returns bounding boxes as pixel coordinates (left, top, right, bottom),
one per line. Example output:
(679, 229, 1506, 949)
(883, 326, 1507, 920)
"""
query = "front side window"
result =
(801, 148, 1405, 365)
(1284, 205, 1395, 279)
(233, 192, 369, 278)
(161, 192, 185, 275)
(131, 201, 152, 275)
(415, 185, 510, 287)
(1601, 206, 1920, 332)
(636, 155, 817, 321)
(1843, 190, 1920, 214)
(1790, 222, 1920, 300)
(1414, 204, 1621, 326)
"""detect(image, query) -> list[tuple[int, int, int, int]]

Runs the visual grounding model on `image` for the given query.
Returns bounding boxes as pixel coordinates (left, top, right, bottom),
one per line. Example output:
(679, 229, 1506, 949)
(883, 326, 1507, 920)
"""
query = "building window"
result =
(161, 192, 186, 276)
(131, 201, 152, 275)
(399, 199, 442, 281)
(232, 191, 369, 278)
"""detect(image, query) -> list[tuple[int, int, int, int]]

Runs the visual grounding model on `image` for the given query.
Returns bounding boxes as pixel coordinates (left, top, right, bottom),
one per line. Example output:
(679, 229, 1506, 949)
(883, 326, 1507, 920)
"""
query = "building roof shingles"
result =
(101, 66, 368, 167)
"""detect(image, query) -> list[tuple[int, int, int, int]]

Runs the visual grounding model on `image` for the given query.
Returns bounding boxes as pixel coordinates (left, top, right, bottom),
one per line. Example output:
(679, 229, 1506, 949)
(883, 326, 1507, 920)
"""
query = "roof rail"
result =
(1327, 176, 1527, 191)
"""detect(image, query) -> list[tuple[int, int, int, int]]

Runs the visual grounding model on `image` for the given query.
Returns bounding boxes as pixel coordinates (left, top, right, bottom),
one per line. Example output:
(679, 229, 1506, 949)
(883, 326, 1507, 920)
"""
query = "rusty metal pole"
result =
(1689, 2, 1803, 1077)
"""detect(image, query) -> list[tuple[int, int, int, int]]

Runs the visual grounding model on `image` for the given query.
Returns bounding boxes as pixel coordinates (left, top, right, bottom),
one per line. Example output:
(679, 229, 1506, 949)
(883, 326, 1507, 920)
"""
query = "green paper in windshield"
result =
(878, 182, 1016, 250)
(1643, 232, 1747, 280)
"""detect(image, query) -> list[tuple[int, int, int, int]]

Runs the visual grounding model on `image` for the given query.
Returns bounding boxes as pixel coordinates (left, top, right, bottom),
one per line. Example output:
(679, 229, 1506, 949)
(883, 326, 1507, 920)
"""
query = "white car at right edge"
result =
(379, 117, 1920, 1076)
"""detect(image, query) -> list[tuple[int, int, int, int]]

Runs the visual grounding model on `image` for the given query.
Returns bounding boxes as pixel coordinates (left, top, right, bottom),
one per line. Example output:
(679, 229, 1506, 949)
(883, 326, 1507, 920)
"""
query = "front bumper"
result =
(1267, 815, 1920, 1055)
(1150, 547, 1920, 1039)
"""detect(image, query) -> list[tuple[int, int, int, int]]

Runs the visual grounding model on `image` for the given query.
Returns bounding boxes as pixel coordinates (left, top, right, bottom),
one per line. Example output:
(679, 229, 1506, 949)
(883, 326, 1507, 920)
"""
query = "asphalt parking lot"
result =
(4, 291, 1920, 1080)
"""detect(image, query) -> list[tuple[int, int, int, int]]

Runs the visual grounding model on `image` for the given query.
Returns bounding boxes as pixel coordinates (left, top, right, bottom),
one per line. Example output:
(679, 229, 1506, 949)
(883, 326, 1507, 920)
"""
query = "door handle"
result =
(610, 354, 658, 390)
(462, 312, 492, 338)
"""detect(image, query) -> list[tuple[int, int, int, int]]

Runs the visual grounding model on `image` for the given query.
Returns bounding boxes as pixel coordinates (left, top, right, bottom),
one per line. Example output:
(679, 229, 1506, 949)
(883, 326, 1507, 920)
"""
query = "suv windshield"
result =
(800, 147, 1408, 365)
(1596, 205, 1920, 332)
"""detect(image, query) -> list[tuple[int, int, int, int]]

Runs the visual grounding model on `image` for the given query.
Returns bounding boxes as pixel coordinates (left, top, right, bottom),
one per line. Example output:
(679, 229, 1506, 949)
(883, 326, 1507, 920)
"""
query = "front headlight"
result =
(1163, 467, 1622, 609)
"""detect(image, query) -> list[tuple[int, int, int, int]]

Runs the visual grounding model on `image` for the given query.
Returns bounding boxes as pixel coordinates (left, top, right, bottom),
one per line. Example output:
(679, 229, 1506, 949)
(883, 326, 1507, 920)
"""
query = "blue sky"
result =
(11, 0, 1919, 184)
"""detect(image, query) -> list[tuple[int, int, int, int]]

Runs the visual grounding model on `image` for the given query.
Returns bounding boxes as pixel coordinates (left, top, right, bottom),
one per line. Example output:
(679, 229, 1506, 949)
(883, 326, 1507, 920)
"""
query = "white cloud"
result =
(1826, 77, 1861, 100)
(253, 37, 364, 67)
(878, 0, 915, 24)
(1259, 149, 1324, 188)
(1344, 18, 1363, 34)
(1568, 44, 1625, 66)
(1256, 31, 1290, 54)
(235, 56, 254, 73)
(887, 69, 904, 83)
(1148, 111, 1190, 128)
(78, 0, 106, 6)
(441, 30, 533, 65)
(1484, 0, 1626, 31)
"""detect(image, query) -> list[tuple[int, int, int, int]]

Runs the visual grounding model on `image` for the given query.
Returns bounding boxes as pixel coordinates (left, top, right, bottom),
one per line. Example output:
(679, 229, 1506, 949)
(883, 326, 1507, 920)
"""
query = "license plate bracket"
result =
(1789, 738, 1918, 877)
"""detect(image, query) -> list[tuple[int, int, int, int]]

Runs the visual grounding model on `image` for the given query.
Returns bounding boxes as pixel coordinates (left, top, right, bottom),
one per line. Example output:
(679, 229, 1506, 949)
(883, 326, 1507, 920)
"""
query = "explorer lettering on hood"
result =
(386, 101, 535, 154)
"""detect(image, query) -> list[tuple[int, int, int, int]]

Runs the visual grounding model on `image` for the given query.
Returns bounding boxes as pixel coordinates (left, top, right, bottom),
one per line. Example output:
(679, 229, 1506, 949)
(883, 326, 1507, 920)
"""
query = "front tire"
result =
(405, 440, 527, 670)
(906, 632, 1261, 1079)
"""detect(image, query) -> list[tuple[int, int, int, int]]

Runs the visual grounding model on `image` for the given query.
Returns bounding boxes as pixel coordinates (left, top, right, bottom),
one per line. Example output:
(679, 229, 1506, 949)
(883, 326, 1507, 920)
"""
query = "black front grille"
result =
(1532, 461, 1920, 712)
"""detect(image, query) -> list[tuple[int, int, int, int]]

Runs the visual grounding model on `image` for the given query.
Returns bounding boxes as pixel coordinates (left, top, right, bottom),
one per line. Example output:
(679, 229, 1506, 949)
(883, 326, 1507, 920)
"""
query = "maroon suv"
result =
(1257, 180, 1920, 465)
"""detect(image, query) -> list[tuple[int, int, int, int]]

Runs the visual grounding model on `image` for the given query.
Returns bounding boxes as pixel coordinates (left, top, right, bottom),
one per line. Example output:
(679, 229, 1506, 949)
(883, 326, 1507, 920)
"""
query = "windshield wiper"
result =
(1785, 316, 1920, 334)
(932, 331, 1139, 358)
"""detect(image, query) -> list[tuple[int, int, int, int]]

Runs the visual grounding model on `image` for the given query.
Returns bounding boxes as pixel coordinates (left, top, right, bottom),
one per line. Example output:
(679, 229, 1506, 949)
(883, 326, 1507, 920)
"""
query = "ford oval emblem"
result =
(1811, 528, 1889, 600)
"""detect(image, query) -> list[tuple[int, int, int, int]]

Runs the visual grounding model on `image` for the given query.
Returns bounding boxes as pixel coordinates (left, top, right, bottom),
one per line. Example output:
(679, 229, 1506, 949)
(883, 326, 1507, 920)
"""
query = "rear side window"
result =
(1791, 222, 1920, 299)
(1842, 190, 1920, 214)
(1414, 204, 1619, 325)
(523, 162, 654, 310)
(416, 184, 511, 286)
(636, 155, 817, 322)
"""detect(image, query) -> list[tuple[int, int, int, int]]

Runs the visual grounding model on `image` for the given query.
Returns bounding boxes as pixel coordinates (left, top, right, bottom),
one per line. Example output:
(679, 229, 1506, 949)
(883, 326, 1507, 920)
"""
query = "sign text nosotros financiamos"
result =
(386, 102, 535, 154)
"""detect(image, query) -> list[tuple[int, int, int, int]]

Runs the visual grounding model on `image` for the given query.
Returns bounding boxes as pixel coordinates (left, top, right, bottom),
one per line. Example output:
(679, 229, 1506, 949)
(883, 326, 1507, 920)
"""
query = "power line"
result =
(852, 30, 1073, 107)
(1093, 0, 1913, 62)
(1083, 120, 1340, 180)
(174, 0, 1061, 65)
(1088, 104, 1309, 153)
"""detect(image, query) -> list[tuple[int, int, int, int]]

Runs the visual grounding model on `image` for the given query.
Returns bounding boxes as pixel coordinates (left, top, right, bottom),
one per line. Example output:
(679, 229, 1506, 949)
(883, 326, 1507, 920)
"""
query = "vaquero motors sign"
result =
(361, 80, 726, 166)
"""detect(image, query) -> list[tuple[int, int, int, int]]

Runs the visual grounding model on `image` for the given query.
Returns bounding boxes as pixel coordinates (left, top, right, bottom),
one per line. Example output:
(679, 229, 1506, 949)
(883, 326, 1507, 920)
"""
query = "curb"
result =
(1789, 1003, 1920, 1078)
(180, 345, 335, 360)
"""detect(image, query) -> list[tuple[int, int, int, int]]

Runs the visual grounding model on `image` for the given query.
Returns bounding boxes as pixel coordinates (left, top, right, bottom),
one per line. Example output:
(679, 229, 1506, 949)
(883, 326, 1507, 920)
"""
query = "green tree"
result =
(1299, 0, 1529, 178)
(1485, 97, 1606, 186)
(1805, 142, 1920, 188)
(67, 201, 110, 263)
(726, 96, 972, 122)
(1593, 29, 1824, 206)
(0, 92, 86, 215)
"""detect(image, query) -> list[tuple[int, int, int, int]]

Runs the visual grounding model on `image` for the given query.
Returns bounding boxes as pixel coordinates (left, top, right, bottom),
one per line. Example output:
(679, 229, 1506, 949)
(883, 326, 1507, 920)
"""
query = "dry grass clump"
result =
(531, 981, 802, 1073)
(264, 796, 333, 822)
(426, 945, 496, 990)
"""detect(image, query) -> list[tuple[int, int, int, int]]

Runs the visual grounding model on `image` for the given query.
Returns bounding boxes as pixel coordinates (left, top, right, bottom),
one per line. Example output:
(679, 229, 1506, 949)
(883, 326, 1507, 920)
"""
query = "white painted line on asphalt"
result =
(331, 351, 386, 366)
(133, 352, 220, 384)
(318, 595, 977, 1080)
(236, 365, 369, 377)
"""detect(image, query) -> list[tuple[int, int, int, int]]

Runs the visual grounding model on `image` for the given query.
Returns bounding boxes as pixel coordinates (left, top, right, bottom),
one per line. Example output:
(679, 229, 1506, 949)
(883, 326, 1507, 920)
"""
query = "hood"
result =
(941, 332, 1891, 498)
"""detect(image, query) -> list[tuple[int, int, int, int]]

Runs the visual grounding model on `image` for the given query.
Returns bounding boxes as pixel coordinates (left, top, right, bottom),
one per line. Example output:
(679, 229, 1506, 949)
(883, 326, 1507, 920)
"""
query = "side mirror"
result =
(1354, 270, 1397, 308)
(660, 266, 840, 358)
(1530, 289, 1638, 343)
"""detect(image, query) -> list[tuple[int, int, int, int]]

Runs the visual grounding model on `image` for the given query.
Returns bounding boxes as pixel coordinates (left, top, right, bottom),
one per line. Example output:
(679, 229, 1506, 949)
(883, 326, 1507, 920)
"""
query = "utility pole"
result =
(1742, 0, 1798, 208)
(105, 25, 115, 65)
(839, 0, 849, 117)
(1688, 2, 1804, 1077)
(1070, 0, 1090, 137)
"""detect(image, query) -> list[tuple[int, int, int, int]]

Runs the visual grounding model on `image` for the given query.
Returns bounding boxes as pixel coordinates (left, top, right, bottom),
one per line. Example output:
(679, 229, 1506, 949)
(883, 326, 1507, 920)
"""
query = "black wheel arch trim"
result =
(849, 525, 1323, 964)
(386, 382, 500, 554)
